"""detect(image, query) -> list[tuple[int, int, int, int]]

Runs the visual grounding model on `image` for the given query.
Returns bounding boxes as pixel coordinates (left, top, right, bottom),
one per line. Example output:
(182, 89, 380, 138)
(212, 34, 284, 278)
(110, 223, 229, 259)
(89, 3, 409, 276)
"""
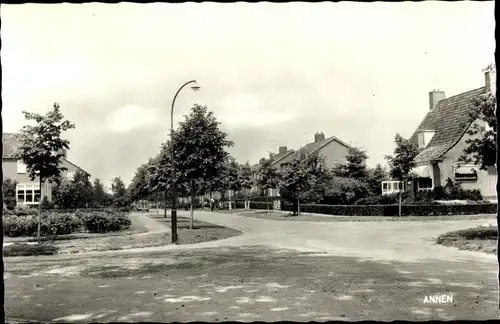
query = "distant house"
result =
(2, 133, 90, 205)
(408, 66, 497, 199)
(262, 132, 365, 196)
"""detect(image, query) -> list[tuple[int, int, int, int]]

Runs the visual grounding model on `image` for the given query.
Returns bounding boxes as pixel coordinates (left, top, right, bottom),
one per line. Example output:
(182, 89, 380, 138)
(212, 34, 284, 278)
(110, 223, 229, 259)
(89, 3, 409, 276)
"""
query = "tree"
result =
(92, 178, 109, 207)
(258, 157, 281, 196)
(174, 104, 233, 229)
(238, 162, 254, 209)
(111, 177, 129, 207)
(15, 102, 75, 243)
(71, 170, 93, 208)
(52, 179, 76, 209)
(278, 152, 328, 216)
(459, 93, 497, 170)
(366, 164, 389, 195)
(385, 133, 420, 180)
(129, 163, 150, 209)
(2, 178, 17, 210)
(332, 147, 368, 180)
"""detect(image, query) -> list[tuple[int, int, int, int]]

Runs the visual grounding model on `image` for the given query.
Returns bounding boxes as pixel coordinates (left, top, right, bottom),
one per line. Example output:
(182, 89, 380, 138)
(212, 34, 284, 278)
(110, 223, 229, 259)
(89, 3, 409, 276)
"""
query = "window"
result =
(417, 131, 435, 149)
(17, 160, 27, 174)
(417, 178, 433, 191)
(16, 183, 41, 205)
(453, 164, 478, 181)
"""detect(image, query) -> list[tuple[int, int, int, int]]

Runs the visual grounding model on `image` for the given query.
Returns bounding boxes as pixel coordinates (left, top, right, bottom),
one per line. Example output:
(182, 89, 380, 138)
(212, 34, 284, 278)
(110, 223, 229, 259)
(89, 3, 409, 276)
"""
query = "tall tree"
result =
(278, 152, 328, 216)
(385, 133, 420, 180)
(174, 104, 233, 229)
(15, 102, 75, 243)
(92, 178, 109, 207)
(238, 162, 254, 209)
(111, 177, 129, 207)
(258, 157, 281, 196)
(459, 93, 497, 170)
(129, 163, 150, 209)
(332, 147, 368, 180)
(71, 170, 93, 208)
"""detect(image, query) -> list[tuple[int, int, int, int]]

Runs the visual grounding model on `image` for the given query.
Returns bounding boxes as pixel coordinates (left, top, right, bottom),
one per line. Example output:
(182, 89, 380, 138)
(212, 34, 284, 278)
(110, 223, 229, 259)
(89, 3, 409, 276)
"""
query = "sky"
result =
(1, 2, 496, 186)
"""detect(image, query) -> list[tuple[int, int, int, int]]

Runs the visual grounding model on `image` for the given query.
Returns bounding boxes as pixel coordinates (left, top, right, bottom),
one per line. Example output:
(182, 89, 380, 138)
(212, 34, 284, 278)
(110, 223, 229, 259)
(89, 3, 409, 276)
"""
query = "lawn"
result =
(4, 246, 498, 321)
(146, 214, 242, 245)
(237, 210, 497, 222)
(436, 225, 498, 255)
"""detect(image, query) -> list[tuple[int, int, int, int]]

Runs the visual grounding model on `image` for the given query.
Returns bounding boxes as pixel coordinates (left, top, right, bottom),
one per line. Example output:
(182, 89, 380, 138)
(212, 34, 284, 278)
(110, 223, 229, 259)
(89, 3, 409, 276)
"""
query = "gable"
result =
(410, 87, 486, 164)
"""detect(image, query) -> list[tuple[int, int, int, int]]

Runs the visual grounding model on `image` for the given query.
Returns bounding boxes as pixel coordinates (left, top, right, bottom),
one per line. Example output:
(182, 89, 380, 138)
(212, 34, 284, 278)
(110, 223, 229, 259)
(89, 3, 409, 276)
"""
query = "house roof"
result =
(270, 149, 295, 166)
(410, 86, 487, 165)
(2, 133, 90, 176)
(276, 135, 363, 166)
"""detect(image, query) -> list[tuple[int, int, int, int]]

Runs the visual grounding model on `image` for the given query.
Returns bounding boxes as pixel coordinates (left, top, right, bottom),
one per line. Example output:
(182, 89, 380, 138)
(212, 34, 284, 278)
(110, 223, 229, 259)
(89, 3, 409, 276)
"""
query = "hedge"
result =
(3, 210, 132, 237)
(3, 207, 132, 217)
(281, 203, 498, 216)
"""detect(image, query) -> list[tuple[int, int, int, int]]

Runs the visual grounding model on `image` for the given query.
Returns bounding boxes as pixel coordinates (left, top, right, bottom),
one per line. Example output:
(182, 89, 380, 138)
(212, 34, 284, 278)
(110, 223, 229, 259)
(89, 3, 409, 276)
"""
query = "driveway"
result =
(4, 210, 499, 322)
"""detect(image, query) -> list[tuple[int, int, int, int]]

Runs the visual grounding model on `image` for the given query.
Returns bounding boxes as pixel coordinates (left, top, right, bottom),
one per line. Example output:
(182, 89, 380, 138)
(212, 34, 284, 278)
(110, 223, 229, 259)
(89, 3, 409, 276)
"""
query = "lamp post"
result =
(170, 80, 200, 244)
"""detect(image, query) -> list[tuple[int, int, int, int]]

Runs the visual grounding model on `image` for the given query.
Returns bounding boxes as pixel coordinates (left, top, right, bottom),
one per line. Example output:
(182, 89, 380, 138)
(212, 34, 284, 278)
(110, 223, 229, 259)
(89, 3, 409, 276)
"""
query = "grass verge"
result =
(147, 214, 242, 245)
(436, 225, 498, 254)
(4, 243, 59, 257)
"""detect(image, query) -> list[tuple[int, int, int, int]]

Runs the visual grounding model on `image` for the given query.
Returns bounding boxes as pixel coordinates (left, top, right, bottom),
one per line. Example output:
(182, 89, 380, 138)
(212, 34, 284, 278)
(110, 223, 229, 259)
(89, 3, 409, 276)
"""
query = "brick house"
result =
(264, 132, 365, 196)
(2, 133, 90, 205)
(408, 66, 497, 199)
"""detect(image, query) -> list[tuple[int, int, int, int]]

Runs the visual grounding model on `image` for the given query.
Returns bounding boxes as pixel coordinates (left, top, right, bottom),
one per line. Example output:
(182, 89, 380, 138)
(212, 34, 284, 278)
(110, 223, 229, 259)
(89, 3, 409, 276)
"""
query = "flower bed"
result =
(3, 210, 132, 237)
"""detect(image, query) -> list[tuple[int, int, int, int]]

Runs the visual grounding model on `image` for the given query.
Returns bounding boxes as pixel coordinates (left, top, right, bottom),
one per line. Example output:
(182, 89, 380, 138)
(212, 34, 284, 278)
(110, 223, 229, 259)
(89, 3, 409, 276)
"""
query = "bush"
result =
(354, 193, 400, 205)
(3, 215, 38, 237)
(4, 243, 58, 257)
(40, 195, 54, 210)
(281, 202, 497, 216)
(40, 212, 84, 236)
(321, 177, 369, 205)
(3, 178, 17, 210)
(78, 211, 132, 233)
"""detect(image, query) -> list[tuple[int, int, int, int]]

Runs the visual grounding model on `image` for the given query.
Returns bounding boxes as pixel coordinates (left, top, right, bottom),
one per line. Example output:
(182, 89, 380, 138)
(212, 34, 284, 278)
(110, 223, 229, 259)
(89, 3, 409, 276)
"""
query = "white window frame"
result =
(17, 160, 27, 174)
(417, 177, 433, 191)
(382, 181, 405, 195)
(417, 132, 425, 148)
(453, 164, 478, 182)
(16, 183, 41, 205)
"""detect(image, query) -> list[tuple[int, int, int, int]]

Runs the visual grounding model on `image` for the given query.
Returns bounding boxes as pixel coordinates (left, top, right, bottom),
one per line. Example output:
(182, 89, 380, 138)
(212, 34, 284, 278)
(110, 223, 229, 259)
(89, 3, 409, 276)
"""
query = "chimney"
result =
(278, 146, 287, 154)
(429, 90, 445, 110)
(485, 65, 496, 94)
(314, 132, 325, 143)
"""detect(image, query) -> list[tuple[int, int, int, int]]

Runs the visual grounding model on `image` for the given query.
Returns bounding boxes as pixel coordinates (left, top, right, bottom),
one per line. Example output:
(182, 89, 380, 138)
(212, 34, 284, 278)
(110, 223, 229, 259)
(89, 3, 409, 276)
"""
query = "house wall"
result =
(440, 127, 497, 199)
(316, 140, 350, 169)
(2, 157, 87, 203)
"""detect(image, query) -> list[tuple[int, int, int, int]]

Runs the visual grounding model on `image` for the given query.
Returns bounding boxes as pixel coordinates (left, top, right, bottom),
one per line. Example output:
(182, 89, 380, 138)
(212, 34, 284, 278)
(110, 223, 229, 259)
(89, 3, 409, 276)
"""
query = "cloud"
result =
(106, 105, 161, 133)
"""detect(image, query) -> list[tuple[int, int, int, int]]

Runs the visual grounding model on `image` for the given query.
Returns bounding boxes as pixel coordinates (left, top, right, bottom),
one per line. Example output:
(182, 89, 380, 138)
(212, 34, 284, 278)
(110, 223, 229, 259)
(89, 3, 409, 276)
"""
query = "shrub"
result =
(40, 195, 54, 210)
(321, 177, 369, 205)
(4, 243, 58, 257)
(40, 212, 84, 236)
(79, 211, 132, 233)
(354, 193, 400, 205)
(3, 178, 17, 210)
(281, 202, 497, 216)
(3, 215, 38, 237)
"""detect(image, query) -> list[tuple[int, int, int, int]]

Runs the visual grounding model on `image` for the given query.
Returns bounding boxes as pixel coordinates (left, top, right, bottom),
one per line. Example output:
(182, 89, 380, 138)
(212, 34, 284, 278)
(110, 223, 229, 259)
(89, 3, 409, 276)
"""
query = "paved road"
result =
(4, 210, 499, 322)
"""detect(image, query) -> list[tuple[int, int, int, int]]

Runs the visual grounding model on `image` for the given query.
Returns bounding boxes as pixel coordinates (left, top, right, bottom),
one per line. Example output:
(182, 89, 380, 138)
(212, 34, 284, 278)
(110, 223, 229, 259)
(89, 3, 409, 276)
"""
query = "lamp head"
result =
(191, 81, 201, 91)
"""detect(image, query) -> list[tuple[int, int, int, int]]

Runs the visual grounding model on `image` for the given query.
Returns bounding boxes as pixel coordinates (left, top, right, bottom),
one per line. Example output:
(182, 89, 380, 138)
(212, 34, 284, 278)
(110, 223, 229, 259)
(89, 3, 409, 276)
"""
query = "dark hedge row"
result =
(280, 203, 497, 216)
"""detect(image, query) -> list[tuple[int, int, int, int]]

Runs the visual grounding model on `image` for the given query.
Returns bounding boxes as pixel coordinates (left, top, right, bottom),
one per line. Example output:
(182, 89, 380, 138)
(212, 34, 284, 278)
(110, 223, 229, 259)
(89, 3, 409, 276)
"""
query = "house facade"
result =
(408, 66, 497, 199)
(2, 133, 90, 205)
(265, 132, 362, 196)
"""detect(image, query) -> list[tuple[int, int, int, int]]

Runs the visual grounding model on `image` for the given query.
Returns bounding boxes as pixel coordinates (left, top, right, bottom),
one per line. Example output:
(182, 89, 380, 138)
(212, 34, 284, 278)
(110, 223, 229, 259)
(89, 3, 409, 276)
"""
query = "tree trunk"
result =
(297, 198, 301, 216)
(190, 179, 195, 230)
(155, 197, 159, 215)
(37, 177, 42, 244)
(164, 189, 168, 218)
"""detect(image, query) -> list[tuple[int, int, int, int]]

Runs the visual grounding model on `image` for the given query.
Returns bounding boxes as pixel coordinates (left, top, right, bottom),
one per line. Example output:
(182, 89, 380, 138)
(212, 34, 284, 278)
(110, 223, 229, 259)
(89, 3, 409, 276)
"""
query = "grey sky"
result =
(1, 2, 495, 186)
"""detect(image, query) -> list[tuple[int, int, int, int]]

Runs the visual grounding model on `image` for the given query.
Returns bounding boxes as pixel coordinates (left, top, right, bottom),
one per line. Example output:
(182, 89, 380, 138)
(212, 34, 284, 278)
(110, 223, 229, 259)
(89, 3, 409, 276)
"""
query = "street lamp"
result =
(170, 80, 200, 244)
